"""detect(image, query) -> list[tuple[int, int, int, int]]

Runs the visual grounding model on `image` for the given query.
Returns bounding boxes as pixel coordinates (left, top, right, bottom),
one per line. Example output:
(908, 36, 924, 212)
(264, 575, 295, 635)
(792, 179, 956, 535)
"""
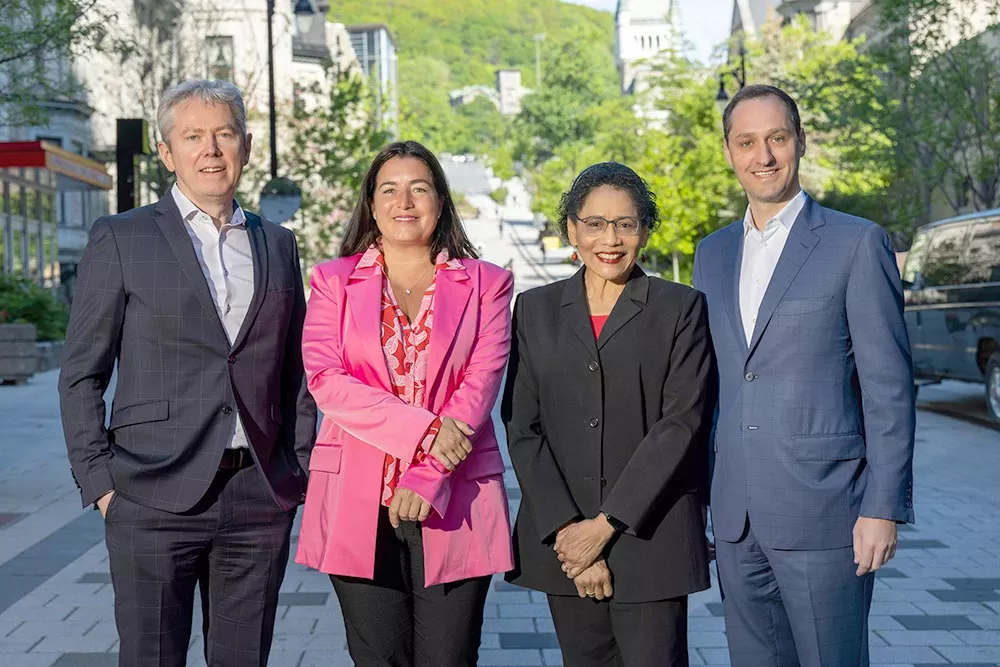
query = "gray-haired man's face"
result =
(157, 99, 252, 209)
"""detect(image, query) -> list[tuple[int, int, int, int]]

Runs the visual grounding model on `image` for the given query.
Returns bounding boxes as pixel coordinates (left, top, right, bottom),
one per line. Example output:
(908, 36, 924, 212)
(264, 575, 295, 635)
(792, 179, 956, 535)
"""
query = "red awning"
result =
(0, 141, 112, 190)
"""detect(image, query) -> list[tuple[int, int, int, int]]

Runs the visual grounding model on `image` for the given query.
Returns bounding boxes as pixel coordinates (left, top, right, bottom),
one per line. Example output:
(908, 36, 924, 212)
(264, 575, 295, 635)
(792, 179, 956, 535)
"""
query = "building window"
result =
(206, 36, 235, 82)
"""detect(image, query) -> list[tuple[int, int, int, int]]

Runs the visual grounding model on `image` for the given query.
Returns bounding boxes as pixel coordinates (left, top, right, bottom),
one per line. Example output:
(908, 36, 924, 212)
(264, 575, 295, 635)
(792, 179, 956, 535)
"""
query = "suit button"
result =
(589, 417, 600, 428)
(744, 371, 756, 382)
(227, 355, 236, 364)
(222, 406, 233, 415)
(587, 361, 599, 372)
(600, 477, 607, 487)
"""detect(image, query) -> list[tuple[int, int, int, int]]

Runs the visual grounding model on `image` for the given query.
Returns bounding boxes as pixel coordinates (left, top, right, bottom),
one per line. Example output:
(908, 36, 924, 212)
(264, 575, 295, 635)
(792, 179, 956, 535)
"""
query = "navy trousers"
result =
(715, 518, 875, 667)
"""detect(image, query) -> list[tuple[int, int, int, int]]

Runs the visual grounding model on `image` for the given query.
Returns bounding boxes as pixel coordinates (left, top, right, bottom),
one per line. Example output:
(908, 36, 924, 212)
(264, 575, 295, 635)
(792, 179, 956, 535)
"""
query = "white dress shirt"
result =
(739, 190, 807, 344)
(172, 184, 254, 449)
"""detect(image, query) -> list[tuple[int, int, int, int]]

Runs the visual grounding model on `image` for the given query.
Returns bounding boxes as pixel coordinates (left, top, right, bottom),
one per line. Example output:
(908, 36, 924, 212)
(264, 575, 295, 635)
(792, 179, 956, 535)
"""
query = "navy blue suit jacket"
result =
(693, 195, 915, 550)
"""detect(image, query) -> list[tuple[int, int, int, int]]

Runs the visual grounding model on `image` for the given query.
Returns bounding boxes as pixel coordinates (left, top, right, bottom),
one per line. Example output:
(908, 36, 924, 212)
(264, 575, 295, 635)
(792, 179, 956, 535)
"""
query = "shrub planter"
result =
(0, 323, 38, 384)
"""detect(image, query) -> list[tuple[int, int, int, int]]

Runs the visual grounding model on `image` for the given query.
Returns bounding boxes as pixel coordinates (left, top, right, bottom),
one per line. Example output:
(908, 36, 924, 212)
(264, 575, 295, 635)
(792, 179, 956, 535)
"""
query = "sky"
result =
(561, 0, 732, 65)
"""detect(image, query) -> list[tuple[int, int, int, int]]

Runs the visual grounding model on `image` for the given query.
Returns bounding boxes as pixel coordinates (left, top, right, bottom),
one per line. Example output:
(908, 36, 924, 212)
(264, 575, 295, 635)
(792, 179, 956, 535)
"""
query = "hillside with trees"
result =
(327, 0, 617, 154)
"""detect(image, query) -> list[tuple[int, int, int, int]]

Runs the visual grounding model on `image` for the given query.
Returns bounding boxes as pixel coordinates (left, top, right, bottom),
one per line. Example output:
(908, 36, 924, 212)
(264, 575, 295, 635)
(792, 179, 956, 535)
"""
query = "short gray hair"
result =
(157, 79, 248, 145)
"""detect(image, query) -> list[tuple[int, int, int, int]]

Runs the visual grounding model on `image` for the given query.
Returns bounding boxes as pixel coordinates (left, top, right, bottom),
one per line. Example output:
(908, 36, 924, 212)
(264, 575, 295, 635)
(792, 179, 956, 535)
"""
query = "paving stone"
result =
(477, 648, 544, 665)
(542, 647, 564, 665)
(877, 567, 908, 578)
(482, 618, 536, 633)
(893, 615, 982, 631)
(75, 573, 110, 585)
(704, 602, 725, 617)
(499, 603, 554, 618)
(876, 630, 963, 646)
(932, 645, 1000, 662)
(48, 655, 117, 667)
(943, 578, 1000, 591)
(869, 646, 948, 663)
(950, 630, 1000, 645)
(688, 631, 729, 648)
(896, 540, 950, 550)
(500, 632, 560, 649)
(929, 589, 1000, 602)
(276, 592, 328, 606)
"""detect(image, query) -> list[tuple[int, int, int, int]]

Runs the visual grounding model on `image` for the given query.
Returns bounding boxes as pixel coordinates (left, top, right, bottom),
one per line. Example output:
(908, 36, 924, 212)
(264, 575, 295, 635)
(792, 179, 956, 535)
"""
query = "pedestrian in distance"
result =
(503, 162, 715, 667)
(295, 140, 514, 667)
(693, 84, 915, 667)
(59, 79, 317, 667)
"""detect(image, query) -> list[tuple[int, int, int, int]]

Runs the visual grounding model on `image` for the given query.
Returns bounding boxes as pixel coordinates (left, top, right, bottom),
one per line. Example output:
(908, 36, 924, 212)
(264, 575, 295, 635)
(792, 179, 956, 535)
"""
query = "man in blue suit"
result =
(693, 84, 915, 666)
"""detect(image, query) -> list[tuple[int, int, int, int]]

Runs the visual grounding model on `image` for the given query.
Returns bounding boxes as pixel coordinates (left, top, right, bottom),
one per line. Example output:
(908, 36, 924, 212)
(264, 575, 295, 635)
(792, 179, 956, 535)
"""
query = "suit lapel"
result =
(597, 267, 647, 349)
(345, 262, 392, 390)
(153, 197, 229, 345)
(230, 213, 269, 351)
(561, 268, 599, 359)
(721, 223, 749, 356)
(427, 264, 473, 395)
(747, 197, 824, 357)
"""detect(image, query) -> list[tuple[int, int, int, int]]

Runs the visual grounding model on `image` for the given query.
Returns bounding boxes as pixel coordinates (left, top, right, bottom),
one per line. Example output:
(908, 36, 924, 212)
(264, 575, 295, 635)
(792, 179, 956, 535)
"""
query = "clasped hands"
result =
(554, 514, 617, 600)
(387, 416, 474, 528)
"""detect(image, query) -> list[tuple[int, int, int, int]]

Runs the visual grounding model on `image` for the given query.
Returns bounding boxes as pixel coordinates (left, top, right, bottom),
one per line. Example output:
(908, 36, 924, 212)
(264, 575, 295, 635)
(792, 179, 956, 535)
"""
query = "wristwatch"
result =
(604, 513, 628, 534)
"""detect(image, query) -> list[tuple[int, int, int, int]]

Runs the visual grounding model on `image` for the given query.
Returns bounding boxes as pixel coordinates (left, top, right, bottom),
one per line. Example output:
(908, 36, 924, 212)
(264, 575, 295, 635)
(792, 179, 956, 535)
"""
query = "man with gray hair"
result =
(60, 79, 316, 666)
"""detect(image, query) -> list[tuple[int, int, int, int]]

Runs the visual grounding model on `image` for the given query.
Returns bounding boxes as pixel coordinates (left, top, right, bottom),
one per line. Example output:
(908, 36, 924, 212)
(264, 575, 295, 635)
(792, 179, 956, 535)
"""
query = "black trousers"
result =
(104, 464, 295, 667)
(331, 506, 492, 667)
(547, 593, 689, 667)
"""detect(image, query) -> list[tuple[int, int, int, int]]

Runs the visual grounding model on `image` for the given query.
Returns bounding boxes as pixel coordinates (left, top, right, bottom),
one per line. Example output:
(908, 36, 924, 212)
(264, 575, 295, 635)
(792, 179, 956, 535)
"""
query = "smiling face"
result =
(371, 156, 443, 251)
(157, 99, 251, 210)
(567, 185, 648, 285)
(724, 95, 805, 210)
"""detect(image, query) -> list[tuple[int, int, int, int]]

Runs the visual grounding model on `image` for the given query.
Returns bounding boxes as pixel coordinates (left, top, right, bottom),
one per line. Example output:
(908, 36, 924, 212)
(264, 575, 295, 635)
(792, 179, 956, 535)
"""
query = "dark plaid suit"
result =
(59, 196, 317, 666)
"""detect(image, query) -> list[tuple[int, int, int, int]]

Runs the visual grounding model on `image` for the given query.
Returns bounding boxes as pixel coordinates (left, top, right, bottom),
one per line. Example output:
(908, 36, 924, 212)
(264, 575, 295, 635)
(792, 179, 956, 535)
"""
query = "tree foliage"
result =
(0, 0, 111, 125)
(265, 70, 391, 266)
(329, 0, 615, 155)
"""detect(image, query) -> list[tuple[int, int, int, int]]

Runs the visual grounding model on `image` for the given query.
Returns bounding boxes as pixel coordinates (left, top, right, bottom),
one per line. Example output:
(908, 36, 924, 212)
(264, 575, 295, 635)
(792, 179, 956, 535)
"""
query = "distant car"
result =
(901, 209, 1000, 422)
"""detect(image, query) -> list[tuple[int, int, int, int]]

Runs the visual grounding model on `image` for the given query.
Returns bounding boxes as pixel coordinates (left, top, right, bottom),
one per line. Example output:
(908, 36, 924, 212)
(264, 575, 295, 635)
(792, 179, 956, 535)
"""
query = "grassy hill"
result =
(328, 0, 615, 90)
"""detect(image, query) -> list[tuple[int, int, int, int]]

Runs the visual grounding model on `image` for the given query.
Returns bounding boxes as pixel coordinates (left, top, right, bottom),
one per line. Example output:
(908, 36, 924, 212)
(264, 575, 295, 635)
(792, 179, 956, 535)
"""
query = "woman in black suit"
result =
(501, 162, 714, 666)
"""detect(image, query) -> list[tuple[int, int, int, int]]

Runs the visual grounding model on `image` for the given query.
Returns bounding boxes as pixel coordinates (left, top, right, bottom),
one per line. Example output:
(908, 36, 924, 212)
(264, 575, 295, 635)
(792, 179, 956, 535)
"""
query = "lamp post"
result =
(265, 0, 316, 179)
(715, 42, 747, 114)
(261, 0, 314, 224)
(534, 34, 545, 89)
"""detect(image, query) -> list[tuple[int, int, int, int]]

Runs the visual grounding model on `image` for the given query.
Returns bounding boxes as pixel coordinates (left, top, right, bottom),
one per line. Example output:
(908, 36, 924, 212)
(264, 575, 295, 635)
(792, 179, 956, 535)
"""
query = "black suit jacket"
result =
(501, 267, 714, 603)
(59, 196, 317, 513)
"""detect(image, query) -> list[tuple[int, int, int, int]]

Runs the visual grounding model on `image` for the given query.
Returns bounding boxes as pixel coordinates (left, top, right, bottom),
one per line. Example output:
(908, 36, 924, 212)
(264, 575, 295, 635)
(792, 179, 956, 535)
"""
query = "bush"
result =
(489, 187, 508, 205)
(0, 275, 68, 341)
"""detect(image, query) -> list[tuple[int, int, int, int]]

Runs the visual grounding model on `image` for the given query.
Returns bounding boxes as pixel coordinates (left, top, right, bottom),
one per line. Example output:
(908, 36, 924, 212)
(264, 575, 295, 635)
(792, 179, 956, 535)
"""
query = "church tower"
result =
(615, 0, 674, 95)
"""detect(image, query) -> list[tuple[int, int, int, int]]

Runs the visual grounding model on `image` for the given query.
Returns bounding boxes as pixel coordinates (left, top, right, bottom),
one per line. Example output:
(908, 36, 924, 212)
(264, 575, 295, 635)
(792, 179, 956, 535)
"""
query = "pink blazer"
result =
(295, 253, 515, 586)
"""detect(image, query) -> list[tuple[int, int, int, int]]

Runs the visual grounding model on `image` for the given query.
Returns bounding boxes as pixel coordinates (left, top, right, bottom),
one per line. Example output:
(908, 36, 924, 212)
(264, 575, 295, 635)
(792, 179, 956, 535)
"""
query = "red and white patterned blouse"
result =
(356, 244, 463, 507)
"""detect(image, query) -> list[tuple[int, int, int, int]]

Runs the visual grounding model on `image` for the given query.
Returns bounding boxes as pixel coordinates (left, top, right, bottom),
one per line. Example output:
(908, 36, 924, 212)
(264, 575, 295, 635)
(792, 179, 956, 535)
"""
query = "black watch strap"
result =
(605, 513, 628, 534)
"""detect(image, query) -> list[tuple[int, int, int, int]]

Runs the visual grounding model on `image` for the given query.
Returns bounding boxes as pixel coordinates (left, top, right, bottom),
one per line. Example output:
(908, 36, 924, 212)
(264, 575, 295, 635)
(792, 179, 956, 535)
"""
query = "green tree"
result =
(273, 70, 391, 267)
(0, 0, 110, 125)
(868, 0, 1000, 227)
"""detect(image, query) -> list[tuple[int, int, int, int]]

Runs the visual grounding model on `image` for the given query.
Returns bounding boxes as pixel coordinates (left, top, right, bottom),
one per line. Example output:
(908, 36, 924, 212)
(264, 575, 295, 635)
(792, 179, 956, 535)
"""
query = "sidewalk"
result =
(2, 206, 1000, 665)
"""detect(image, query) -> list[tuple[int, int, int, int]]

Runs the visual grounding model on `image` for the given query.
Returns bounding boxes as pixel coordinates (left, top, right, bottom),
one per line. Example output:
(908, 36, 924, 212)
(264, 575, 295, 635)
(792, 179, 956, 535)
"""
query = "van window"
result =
(902, 229, 931, 284)
(963, 217, 1000, 284)
(922, 223, 969, 287)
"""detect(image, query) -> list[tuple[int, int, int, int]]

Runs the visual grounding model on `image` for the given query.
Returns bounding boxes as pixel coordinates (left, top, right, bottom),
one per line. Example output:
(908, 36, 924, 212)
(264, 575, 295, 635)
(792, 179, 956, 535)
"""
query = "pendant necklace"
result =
(394, 263, 434, 296)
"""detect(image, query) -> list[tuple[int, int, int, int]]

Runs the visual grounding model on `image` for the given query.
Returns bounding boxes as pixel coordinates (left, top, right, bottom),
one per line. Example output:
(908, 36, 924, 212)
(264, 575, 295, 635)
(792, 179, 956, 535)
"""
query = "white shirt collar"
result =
(171, 183, 246, 227)
(743, 190, 807, 236)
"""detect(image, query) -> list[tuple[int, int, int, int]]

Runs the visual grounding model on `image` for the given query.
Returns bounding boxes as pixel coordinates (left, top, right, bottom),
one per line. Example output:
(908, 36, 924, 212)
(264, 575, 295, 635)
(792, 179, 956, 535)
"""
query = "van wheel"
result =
(987, 353, 1000, 423)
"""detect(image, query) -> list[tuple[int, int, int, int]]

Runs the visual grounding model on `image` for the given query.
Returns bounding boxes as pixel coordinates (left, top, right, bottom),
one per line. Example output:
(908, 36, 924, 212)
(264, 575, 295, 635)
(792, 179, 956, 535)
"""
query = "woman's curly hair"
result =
(556, 162, 660, 238)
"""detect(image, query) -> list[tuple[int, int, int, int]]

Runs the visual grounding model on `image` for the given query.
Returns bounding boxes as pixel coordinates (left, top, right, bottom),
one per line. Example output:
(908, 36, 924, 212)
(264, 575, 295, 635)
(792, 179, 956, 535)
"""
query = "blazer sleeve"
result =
(398, 268, 514, 516)
(847, 224, 916, 523)
(600, 288, 714, 535)
(279, 235, 317, 483)
(501, 294, 582, 542)
(302, 264, 437, 463)
(58, 218, 125, 507)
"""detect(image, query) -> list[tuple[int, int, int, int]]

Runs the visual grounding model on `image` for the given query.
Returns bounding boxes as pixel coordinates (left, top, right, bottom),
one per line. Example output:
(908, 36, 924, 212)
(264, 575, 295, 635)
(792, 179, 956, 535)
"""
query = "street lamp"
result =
(715, 42, 747, 114)
(266, 0, 317, 179)
(261, 0, 314, 224)
(534, 34, 545, 89)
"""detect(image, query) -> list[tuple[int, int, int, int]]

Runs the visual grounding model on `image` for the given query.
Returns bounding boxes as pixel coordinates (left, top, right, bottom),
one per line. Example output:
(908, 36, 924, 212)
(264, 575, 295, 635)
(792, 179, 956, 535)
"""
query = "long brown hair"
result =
(339, 141, 479, 260)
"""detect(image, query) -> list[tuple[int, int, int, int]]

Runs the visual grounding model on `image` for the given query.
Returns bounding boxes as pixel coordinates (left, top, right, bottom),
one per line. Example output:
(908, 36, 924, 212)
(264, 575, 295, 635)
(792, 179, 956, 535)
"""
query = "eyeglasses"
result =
(574, 216, 644, 237)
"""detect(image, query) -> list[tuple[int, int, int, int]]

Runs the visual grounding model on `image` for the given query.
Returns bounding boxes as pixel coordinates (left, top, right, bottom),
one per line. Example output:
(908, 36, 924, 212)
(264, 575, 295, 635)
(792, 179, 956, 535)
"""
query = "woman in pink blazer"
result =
(296, 141, 514, 666)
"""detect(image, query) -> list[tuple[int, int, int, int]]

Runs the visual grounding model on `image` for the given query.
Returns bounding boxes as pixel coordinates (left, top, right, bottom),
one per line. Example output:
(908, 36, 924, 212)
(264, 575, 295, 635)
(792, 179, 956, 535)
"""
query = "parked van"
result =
(901, 209, 1000, 422)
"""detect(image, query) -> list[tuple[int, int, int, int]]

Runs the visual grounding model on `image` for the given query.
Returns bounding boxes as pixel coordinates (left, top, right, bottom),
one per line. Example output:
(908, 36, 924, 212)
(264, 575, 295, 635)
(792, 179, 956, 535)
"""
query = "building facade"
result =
(347, 24, 399, 135)
(615, 0, 675, 95)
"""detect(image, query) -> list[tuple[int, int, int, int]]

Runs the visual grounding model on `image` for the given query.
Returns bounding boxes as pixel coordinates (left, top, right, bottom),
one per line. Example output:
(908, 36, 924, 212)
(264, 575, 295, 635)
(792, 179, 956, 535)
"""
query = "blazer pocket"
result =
(268, 285, 295, 294)
(109, 400, 169, 430)
(270, 404, 284, 425)
(789, 434, 865, 460)
(463, 448, 506, 480)
(775, 296, 832, 315)
(309, 445, 343, 473)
